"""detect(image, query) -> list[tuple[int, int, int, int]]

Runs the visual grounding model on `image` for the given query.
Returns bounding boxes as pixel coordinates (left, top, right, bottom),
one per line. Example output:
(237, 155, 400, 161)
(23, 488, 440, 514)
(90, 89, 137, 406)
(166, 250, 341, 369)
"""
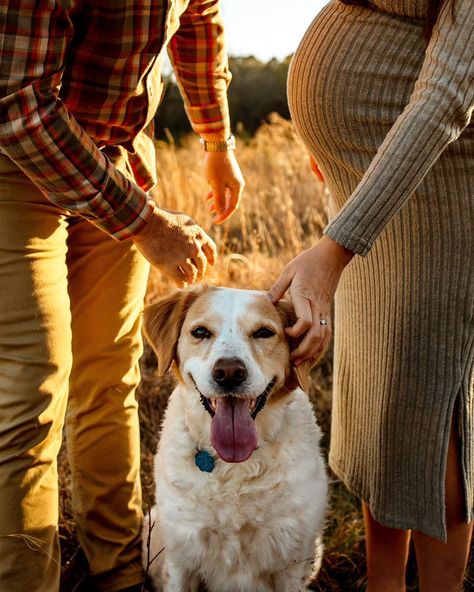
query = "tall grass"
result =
(146, 114, 328, 296)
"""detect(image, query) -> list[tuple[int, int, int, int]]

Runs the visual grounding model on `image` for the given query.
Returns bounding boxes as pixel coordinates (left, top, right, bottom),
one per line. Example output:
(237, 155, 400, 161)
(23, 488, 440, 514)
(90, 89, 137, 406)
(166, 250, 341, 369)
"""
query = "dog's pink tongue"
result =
(210, 397, 257, 463)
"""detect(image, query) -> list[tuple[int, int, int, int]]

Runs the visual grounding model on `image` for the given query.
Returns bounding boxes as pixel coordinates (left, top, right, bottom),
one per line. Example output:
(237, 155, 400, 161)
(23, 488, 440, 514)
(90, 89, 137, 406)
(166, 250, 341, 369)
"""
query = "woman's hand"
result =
(204, 151, 245, 224)
(132, 205, 217, 287)
(267, 235, 353, 365)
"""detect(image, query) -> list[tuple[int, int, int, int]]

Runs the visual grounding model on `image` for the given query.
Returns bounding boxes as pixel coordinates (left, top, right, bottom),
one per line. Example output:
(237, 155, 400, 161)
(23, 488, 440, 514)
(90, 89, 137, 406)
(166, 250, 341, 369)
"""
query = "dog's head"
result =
(143, 285, 317, 464)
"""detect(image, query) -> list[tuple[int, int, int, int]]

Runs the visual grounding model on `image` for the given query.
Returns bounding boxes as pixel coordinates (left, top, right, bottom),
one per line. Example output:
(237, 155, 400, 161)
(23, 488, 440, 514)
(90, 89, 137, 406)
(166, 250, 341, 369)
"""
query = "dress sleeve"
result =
(0, 2, 155, 240)
(324, 0, 474, 256)
(168, 0, 232, 137)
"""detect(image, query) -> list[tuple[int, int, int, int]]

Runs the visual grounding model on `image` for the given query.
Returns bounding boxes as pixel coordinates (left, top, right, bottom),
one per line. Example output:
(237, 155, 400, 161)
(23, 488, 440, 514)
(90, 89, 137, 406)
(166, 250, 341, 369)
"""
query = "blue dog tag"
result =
(195, 449, 215, 473)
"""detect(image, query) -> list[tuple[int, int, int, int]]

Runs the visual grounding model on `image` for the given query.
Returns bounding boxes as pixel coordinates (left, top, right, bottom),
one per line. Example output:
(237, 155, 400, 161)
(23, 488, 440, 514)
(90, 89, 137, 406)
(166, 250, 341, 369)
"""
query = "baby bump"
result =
(288, 1, 426, 170)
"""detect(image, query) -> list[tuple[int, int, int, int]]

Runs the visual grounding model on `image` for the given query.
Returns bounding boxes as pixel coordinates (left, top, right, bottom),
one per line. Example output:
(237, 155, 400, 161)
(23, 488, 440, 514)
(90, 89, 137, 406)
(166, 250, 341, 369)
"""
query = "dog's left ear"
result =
(275, 299, 316, 393)
(143, 285, 211, 375)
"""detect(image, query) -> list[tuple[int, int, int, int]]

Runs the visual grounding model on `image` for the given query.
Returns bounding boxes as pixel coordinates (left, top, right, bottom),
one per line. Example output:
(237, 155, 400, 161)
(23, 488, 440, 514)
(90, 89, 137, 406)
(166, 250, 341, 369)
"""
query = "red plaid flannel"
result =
(0, 0, 231, 239)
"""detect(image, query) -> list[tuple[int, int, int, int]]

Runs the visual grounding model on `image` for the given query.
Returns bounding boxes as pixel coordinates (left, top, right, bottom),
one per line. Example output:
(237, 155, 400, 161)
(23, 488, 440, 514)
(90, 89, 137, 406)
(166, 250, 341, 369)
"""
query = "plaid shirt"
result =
(0, 0, 231, 239)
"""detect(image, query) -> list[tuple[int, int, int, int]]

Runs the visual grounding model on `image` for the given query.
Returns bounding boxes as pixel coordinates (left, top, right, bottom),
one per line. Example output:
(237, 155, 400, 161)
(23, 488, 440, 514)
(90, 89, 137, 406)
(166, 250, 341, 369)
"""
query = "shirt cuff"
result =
(186, 99, 231, 137)
(92, 186, 156, 241)
(323, 220, 372, 257)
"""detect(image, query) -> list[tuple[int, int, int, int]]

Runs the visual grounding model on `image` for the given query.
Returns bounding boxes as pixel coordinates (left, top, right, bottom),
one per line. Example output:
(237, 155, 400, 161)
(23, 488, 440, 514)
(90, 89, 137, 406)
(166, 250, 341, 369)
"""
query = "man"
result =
(0, 1, 244, 591)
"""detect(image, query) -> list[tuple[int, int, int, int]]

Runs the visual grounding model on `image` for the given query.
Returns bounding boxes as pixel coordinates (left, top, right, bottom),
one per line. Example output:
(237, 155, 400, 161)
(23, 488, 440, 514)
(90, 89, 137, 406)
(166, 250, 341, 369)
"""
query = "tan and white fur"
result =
(142, 286, 327, 592)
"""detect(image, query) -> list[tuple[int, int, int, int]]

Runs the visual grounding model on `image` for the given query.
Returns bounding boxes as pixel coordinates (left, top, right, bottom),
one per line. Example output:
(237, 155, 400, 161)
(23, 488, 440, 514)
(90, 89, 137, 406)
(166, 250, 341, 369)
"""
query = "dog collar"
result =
(195, 449, 215, 473)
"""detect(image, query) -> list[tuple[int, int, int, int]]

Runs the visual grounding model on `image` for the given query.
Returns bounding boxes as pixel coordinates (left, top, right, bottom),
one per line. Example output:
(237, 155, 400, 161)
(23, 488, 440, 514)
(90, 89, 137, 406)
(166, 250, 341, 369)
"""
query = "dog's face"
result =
(144, 286, 313, 464)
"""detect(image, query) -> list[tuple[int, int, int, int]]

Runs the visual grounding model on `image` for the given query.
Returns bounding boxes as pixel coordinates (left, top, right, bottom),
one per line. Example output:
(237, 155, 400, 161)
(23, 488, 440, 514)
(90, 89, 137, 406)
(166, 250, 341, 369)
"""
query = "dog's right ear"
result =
(143, 286, 208, 375)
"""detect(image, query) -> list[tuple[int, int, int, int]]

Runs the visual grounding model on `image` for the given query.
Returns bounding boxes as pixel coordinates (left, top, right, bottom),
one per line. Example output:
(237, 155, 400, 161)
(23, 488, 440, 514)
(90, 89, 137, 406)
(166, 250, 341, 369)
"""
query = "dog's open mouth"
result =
(192, 377, 277, 464)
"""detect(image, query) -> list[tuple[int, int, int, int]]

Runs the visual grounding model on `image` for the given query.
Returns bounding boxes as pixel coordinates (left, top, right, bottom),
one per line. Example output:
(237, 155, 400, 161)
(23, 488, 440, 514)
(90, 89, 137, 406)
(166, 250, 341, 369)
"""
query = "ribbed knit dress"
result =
(288, 0, 474, 540)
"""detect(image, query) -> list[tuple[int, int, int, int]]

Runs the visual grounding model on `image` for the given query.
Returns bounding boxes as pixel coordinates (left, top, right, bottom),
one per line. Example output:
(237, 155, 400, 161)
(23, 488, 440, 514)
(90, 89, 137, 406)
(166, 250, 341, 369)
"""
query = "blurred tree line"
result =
(154, 56, 291, 140)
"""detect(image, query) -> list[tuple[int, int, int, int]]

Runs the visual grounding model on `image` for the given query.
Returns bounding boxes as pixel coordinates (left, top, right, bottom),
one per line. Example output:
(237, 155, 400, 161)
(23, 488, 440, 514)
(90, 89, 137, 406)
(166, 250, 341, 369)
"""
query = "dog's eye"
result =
(191, 326, 212, 339)
(252, 327, 276, 339)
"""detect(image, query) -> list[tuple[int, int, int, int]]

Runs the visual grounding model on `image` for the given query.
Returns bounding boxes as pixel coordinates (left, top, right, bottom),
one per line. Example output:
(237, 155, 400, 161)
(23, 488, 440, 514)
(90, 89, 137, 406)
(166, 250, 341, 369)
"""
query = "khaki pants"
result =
(0, 155, 150, 592)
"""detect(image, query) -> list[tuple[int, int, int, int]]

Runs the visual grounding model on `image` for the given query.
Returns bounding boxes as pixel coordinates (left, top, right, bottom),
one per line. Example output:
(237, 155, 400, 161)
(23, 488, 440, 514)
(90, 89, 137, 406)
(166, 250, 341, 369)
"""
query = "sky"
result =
(221, 0, 327, 62)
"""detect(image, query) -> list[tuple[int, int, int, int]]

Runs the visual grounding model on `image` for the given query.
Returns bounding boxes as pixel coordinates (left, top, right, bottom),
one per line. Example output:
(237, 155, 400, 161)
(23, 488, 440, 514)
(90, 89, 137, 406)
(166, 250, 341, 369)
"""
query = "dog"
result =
(142, 285, 327, 592)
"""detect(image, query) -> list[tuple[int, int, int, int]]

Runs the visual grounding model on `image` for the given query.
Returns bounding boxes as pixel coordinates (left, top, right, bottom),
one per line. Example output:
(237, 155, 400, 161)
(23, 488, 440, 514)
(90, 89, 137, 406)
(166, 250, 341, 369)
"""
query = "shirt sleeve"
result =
(168, 0, 232, 137)
(0, 2, 155, 241)
(324, 0, 474, 256)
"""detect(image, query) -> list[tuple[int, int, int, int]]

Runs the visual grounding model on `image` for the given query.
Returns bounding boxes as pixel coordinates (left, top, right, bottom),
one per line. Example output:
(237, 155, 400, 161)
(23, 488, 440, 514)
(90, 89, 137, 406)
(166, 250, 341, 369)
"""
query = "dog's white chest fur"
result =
(145, 386, 327, 592)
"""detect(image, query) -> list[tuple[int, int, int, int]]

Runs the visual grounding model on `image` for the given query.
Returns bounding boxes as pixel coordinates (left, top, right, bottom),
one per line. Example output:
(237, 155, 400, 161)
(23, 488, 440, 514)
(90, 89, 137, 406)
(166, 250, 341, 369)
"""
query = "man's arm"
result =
(168, 0, 232, 139)
(0, 2, 154, 240)
(168, 0, 245, 223)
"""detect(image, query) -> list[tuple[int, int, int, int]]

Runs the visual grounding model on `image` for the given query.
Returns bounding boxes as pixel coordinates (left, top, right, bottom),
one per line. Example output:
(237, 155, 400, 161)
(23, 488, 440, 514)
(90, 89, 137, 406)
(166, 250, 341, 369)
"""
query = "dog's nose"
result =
(212, 357, 247, 389)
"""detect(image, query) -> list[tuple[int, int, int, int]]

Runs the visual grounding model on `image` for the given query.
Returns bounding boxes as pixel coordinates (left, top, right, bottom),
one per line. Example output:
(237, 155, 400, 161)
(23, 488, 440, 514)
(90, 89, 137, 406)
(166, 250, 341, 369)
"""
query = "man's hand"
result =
(204, 150, 245, 224)
(132, 205, 217, 287)
(267, 235, 353, 365)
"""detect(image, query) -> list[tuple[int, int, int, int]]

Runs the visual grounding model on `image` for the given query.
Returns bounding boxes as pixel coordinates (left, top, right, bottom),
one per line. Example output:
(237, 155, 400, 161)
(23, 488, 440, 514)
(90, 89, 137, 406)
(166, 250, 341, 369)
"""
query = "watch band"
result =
(200, 134, 236, 152)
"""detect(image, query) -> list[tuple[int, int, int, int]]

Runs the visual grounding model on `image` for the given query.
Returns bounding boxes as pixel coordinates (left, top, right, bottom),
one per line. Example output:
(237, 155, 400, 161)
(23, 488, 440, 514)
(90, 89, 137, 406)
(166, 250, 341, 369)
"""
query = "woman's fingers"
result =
(291, 323, 331, 364)
(285, 294, 313, 339)
(291, 300, 332, 363)
(268, 237, 352, 366)
(267, 269, 293, 304)
(300, 321, 332, 363)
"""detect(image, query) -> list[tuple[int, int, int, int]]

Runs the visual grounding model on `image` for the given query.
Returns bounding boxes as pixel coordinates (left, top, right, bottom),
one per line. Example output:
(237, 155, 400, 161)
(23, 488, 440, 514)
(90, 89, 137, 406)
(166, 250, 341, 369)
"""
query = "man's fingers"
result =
(200, 234, 218, 266)
(192, 246, 207, 280)
(179, 259, 199, 284)
(214, 185, 242, 224)
(167, 266, 188, 288)
(212, 187, 229, 224)
(209, 183, 226, 215)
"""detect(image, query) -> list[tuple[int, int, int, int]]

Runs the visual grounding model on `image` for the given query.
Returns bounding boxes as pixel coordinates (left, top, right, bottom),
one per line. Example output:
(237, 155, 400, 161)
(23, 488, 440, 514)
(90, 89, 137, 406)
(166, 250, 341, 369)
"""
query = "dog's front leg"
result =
(163, 559, 199, 592)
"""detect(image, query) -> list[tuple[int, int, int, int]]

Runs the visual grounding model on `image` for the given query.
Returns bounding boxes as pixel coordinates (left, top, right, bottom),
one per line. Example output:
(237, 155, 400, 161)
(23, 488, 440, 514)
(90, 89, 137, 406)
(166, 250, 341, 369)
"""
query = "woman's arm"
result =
(325, 0, 474, 256)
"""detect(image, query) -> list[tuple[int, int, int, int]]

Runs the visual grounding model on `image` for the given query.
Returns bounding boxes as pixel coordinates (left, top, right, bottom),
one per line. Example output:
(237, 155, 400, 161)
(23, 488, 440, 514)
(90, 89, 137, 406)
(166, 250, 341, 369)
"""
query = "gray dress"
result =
(288, 0, 474, 539)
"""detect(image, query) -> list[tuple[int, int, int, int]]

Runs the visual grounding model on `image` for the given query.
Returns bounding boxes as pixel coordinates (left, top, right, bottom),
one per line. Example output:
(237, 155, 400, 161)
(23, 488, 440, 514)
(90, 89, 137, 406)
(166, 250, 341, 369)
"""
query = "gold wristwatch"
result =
(200, 134, 236, 152)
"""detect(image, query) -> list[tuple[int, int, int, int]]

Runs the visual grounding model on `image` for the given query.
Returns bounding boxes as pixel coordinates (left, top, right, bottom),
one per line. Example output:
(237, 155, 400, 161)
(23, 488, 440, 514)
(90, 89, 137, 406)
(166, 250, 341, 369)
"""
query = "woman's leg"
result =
(362, 503, 411, 592)
(412, 416, 473, 592)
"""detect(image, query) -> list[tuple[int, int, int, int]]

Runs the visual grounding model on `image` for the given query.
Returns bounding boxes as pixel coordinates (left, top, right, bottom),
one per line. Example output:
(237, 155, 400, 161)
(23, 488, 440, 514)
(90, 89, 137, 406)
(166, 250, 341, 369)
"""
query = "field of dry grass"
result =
(59, 116, 473, 591)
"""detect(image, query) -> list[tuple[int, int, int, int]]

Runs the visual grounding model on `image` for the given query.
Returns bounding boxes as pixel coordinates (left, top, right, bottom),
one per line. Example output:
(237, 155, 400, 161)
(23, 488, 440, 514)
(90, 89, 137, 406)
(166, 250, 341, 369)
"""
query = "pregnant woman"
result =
(268, 1, 473, 590)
